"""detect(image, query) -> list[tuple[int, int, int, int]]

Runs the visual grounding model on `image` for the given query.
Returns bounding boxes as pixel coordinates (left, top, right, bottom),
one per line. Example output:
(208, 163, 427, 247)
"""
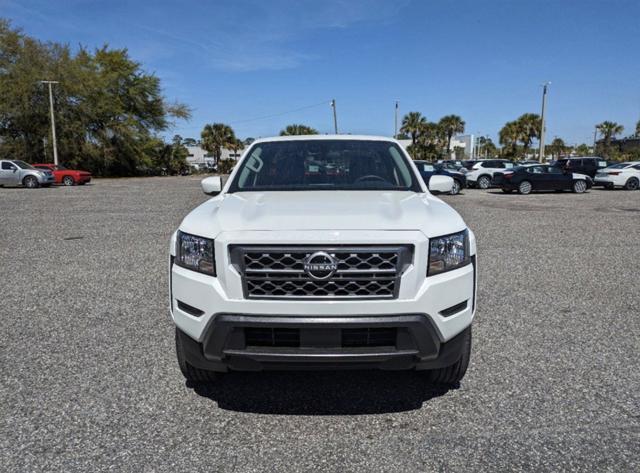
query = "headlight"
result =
(428, 230, 470, 276)
(175, 231, 216, 276)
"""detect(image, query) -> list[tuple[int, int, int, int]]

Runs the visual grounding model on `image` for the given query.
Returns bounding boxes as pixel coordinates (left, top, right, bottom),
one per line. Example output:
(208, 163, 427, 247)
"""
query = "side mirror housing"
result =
(428, 175, 454, 194)
(201, 176, 222, 196)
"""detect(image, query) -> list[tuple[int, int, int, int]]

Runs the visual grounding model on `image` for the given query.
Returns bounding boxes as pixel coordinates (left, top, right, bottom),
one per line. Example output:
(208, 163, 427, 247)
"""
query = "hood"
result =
(179, 191, 466, 239)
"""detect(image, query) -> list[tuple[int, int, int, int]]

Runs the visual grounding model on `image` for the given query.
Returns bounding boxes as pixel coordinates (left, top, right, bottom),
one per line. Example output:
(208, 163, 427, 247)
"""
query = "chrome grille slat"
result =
(230, 245, 412, 300)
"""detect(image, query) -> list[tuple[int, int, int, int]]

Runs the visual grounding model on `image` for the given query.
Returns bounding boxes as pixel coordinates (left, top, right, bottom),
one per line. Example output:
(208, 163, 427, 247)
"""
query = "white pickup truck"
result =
(170, 135, 477, 386)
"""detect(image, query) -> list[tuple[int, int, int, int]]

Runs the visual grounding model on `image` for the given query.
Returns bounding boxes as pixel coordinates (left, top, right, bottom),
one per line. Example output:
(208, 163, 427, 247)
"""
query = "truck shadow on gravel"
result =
(190, 371, 454, 415)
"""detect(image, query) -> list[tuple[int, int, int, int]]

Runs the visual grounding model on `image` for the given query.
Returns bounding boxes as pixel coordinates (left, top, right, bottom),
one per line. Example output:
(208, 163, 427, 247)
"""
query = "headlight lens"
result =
(428, 230, 470, 276)
(175, 231, 216, 276)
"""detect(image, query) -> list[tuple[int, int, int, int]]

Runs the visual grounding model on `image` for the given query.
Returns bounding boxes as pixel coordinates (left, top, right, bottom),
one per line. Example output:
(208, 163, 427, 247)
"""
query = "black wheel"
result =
(62, 175, 75, 186)
(426, 326, 472, 386)
(23, 175, 39, 188)
(501, 188, 513, 193)
(518, 180, 532, 195)
(450, 179, 461, 195)
(624, 177, 639, 190)
(175, 328, 219, 384)
(573, 180, 587, 193)
(477, 175, 491, 189)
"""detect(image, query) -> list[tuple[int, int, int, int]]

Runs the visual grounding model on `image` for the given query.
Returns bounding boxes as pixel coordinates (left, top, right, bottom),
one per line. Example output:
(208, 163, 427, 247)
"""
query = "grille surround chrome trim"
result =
(230, 245, 413, 300)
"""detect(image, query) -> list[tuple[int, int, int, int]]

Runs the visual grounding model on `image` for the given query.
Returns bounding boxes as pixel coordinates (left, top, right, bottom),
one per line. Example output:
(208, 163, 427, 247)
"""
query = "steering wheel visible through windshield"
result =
(228, 139, 420, 192)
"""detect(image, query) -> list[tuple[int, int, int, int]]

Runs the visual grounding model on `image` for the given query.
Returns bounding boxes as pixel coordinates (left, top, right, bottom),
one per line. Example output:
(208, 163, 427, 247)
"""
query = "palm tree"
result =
(400, 112, 427, 146)
(515, 113, 541, 157)
(279, 124, 318, 136)
(201, 123, 237, 166)
(548, 137, 567, 159)
(596, 121, 624, 147)
(499, 121, 519, 156)
(438, 115, 466, 153)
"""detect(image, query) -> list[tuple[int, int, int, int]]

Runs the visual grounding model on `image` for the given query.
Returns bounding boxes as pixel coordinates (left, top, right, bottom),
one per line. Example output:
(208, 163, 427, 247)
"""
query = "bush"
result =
(217, 159, 236, 174)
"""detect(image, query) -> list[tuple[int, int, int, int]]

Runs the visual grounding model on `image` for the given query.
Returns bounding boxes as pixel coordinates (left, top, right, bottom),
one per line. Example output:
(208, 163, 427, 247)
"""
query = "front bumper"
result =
(170, 229, 477, 371)
(176, 313, 471, 372)
(37, 174, 55, 184)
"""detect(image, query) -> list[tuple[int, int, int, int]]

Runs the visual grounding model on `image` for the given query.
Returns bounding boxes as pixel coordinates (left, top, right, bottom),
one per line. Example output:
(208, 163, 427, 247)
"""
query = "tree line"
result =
(0, 19, 193, 176)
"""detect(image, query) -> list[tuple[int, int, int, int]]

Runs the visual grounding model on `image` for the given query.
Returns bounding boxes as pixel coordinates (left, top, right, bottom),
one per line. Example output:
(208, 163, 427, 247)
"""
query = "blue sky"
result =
(3, 0, 639, 145)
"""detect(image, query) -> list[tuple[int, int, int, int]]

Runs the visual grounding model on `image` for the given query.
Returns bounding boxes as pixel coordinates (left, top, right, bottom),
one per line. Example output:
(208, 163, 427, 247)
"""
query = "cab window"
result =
(2, 162, 17, 170)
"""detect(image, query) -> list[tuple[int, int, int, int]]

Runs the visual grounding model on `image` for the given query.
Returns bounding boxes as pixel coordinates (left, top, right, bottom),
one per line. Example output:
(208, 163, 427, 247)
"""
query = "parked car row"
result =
(0, 160, 91, 188)
(414, 156, 640, 195)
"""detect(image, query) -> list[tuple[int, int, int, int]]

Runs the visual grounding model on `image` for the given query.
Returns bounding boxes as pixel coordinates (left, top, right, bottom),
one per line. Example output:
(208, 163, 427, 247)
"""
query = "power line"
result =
(229, 99, 332, 125)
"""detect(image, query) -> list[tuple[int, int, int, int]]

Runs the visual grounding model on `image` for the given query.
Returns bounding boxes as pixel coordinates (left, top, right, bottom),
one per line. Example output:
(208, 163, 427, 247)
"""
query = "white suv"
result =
(466, 159, 515, 189)
(170, 135, 477, 386)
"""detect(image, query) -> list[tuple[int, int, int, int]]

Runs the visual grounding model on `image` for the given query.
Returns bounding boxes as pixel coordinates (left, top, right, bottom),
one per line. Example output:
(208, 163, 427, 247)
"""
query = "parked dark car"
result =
(414, 160, 467, 195)
(551, 157, 608, 178)
(493, 164, 593, 194)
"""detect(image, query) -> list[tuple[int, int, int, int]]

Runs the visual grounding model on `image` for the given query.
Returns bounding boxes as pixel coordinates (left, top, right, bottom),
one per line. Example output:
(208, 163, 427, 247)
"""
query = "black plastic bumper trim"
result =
(176, 313, 470, 372)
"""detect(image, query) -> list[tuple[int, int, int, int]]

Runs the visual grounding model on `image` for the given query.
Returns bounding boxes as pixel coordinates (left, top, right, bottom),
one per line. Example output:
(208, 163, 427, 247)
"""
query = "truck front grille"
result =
(230, 245, 412, 300)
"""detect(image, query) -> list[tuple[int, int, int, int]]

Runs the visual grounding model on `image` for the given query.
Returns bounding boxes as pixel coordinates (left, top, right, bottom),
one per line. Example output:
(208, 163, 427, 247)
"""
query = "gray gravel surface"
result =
(1, 178, 639, 472)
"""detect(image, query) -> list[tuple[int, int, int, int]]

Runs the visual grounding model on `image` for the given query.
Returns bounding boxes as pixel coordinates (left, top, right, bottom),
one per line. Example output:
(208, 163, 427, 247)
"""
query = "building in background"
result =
(186, 145, 244, 169)
(397, 134, 475, 159)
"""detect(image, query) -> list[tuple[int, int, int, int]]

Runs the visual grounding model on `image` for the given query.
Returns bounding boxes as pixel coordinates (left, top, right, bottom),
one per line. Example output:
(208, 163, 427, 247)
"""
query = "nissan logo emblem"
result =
(303, 251, 338, 280)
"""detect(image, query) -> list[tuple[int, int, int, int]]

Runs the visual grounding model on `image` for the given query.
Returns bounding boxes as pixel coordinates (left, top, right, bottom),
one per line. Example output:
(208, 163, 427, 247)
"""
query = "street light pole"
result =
(394, 101, 399, 139)
(41, 80, 59, 165)
(331, 99, 338, 134)
(538, 82, 550, 163)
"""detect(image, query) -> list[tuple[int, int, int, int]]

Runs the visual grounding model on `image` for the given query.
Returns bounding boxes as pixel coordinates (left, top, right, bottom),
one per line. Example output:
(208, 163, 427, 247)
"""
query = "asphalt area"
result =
(1, 177, 639, 472)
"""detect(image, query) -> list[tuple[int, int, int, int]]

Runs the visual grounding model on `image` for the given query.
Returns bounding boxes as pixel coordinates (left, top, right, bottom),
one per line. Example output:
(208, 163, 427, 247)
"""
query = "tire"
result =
(426, 326, 472, 386)
(624, 177, 639, 191)
(450, 179, 461, 195)
(23, 175, 39, 188)
(62, 175, 75, 186)
(573, 180, 587, 193)
(175, 328, 219, 384)
(501, 188, 513, 193)
(518, 180, 532, 195)
(477, 175, 491, 189)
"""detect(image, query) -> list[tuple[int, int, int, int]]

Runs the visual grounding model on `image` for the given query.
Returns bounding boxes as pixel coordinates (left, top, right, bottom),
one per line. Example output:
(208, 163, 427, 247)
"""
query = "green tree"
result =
(596, 121, 624, 146)
(595, 121, 624, 158)
(0, 19, 190, 175)
(201, 123, 237, 165)
(438, 115, 465, 153)
(575, 143, 591, 155)
(182, 137, 198, 146)
(400, 112, 427, 146)
(515, 113, 541, 157)
(499, 121, 520, 157)
(279, 124, 318, 135)
(548, 137, 567, 159)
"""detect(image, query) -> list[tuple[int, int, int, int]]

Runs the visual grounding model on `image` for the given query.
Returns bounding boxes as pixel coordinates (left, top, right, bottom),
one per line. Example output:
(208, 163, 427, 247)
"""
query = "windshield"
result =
(13, 160, 35, 170)
(229, 140, 420, 192)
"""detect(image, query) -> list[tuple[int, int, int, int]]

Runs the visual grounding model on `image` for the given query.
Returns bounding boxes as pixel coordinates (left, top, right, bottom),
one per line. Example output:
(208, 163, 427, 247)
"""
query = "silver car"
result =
(0, 159, 55, 188)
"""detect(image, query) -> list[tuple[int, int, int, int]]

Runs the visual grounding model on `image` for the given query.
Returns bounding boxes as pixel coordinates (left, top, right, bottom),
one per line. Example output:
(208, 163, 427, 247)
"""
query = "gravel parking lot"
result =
(1, 177, 639, 472)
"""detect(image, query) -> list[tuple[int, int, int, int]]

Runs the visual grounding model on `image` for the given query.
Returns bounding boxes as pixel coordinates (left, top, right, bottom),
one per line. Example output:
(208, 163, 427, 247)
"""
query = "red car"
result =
(32, 164, 92, 186)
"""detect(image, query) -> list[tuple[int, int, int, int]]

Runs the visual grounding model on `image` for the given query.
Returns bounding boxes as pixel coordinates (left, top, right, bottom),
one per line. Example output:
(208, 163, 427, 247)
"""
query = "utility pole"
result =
(41, 80, 59, 165)
(593, 126, 598, 156)
(538, 82, 550, 163)
(331, 99, 338, 134)
(394, 101, 399, 139)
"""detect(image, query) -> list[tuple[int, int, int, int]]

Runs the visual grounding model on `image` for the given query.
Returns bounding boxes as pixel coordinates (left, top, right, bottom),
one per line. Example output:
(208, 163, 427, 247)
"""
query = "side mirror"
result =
(201, 176, 222, 196)
(428, 175, 454, 194)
